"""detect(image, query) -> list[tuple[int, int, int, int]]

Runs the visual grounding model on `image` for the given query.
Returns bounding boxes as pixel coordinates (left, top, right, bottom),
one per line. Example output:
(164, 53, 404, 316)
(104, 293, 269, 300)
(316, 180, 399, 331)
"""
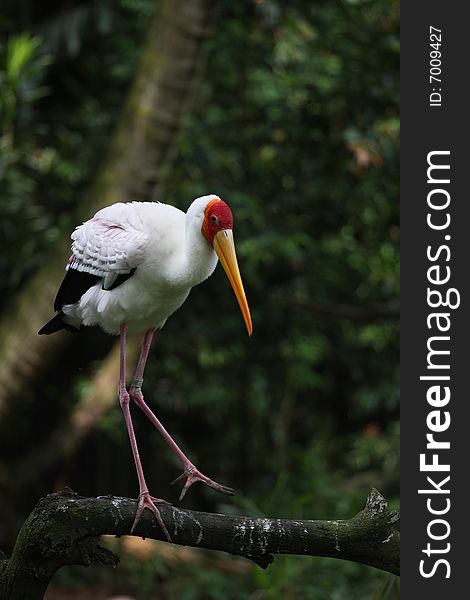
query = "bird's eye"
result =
(210, 215, 218, 224)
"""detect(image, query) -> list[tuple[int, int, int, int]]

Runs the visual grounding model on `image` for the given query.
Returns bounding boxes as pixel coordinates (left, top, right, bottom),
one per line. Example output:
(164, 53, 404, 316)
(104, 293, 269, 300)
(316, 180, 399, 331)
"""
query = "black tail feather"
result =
(38, 312, 80, 335)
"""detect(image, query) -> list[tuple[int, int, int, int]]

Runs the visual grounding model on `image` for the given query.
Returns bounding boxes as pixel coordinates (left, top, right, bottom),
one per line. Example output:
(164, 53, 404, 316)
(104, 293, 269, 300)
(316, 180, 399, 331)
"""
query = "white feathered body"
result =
(62, 197, 219, 335)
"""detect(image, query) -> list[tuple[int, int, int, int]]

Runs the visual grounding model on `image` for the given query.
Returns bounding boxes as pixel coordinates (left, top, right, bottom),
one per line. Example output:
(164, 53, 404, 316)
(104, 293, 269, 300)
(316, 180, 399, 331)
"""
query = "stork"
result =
(39, 195, 252, 540)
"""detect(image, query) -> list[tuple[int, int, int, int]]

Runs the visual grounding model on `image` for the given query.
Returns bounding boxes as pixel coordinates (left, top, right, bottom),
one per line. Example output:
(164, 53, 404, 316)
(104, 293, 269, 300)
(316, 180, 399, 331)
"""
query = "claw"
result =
(131, 491, 171, 541)
(171, 463, 235, 501)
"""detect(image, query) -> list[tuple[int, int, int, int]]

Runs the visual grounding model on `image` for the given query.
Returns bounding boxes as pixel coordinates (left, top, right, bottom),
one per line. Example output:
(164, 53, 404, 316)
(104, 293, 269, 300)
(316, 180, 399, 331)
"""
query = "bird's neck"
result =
(180, 222, 218, 287)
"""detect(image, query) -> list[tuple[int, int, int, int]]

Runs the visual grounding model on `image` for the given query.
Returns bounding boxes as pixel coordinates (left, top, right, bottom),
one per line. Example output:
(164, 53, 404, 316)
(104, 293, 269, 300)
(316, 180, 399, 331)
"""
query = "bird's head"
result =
(200, 196, 252, 336)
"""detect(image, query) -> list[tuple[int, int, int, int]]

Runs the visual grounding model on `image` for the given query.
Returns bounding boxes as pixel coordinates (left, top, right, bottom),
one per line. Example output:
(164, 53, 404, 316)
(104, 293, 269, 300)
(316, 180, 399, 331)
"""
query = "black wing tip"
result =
(38, 313, 81, 335)
(54, 269, 101, 311)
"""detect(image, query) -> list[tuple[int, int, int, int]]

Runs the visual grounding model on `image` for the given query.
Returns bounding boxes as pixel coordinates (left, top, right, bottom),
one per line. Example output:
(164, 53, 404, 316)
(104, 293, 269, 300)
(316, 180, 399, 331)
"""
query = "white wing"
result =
(69, 204, 148, 289)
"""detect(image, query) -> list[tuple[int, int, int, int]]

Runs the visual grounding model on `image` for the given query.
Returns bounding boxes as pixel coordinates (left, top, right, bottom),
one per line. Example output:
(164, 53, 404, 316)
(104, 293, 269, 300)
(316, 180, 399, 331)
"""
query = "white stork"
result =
(39, 195, 252, 540)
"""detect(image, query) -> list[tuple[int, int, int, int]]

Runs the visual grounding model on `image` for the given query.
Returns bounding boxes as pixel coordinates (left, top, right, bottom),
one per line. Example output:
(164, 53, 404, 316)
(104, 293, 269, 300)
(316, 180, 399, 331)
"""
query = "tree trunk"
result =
(0, 0, 215, 417)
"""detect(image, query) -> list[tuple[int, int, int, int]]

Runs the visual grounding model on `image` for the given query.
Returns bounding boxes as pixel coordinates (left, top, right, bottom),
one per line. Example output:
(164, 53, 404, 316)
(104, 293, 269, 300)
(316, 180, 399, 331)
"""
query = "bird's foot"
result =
(131, 491, 171, 542)
(171, 462, 235, 501)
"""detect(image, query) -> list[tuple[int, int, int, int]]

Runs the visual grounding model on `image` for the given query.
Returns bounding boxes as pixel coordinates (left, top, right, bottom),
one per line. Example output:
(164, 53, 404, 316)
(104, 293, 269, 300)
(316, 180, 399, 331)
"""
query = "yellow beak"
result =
(213, 229, 253, 336)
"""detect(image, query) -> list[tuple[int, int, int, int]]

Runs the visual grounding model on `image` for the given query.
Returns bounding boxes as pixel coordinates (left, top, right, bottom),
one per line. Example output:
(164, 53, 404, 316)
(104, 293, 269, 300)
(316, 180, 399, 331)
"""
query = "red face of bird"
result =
(202, 198, 253, 336)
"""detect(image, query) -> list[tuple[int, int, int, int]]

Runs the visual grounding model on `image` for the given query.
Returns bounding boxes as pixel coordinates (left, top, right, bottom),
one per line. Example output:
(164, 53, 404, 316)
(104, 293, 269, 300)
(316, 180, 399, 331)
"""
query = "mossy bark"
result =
(0, 488, 399, 599)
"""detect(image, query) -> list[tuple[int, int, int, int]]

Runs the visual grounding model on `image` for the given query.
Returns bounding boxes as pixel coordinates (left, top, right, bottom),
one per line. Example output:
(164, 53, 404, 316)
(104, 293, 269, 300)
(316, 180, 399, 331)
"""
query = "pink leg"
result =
(130, 329, 234, 501)
(118, 324, 170, 540)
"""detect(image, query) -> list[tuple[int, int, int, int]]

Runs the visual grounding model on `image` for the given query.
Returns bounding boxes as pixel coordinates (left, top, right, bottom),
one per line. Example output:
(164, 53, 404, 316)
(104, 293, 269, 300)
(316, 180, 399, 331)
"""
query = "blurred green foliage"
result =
(0, 0, 399, 598)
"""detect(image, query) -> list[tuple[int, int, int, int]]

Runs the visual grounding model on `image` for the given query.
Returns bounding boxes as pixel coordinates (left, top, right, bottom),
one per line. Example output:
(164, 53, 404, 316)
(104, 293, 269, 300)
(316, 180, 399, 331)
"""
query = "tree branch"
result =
(0, 488, 399, 599)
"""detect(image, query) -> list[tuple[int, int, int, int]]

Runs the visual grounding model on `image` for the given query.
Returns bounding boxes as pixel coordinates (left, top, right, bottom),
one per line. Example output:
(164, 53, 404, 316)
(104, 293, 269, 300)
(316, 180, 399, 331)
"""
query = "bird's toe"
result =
(171, 465, 235, 501)
(131, 491, 171, 542)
